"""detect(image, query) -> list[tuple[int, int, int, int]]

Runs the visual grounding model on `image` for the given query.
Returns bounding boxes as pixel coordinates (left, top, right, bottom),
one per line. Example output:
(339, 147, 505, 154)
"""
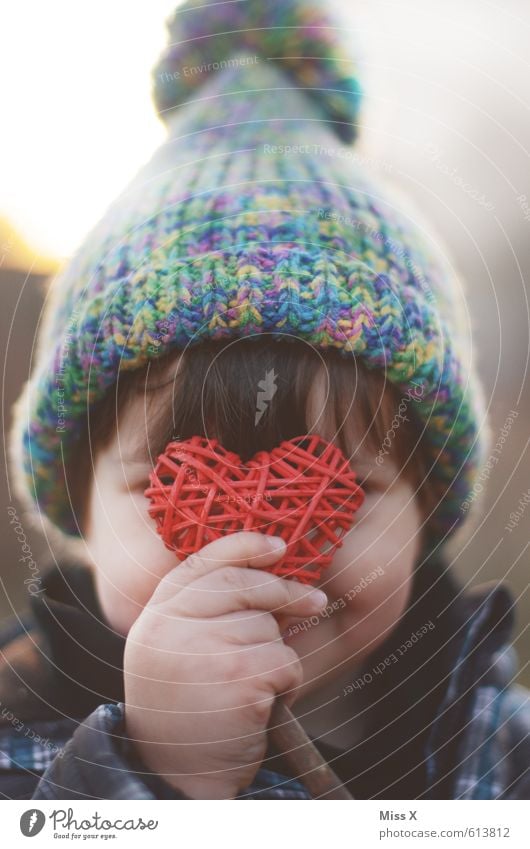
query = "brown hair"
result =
(68, 337, 435, 541)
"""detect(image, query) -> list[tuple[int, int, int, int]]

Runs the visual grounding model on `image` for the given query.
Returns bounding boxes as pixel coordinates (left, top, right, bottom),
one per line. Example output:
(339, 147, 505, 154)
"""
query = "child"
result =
(2, 0, 528, 799)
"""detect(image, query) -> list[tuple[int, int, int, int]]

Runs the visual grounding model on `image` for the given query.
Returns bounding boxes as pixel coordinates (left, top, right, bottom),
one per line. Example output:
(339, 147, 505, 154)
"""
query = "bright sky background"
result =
(0, 0, 527, 258)
(1, 0, 177, 257)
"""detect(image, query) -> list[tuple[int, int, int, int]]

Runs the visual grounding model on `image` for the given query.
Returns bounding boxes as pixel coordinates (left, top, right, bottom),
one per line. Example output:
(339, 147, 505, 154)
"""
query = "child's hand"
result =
(123, 531, 327, 799)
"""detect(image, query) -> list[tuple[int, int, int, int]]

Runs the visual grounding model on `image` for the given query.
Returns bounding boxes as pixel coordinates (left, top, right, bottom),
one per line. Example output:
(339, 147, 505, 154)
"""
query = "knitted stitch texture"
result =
(9, 0, 485, 543)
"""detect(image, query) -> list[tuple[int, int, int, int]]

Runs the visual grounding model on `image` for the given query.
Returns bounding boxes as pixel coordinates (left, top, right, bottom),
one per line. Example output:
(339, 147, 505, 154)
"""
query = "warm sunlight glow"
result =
(0, 1, 178, 258)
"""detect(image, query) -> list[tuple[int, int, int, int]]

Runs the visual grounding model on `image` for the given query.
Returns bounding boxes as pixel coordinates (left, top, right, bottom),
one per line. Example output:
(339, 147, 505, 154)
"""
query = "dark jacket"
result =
(0, 555, 528, 799)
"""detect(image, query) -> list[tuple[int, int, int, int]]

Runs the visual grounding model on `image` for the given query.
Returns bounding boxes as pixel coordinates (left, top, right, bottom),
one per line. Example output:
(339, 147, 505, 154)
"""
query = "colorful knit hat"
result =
(9, 0, 486, 545)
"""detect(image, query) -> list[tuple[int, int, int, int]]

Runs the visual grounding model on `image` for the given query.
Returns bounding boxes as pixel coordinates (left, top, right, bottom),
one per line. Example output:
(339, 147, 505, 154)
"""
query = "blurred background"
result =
(1, 0, 528, 682)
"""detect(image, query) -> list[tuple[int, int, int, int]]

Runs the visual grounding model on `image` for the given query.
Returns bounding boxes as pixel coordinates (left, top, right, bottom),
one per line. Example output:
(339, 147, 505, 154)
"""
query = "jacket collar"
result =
(29, 560, 126, 715)
(424, 580, 516, 795)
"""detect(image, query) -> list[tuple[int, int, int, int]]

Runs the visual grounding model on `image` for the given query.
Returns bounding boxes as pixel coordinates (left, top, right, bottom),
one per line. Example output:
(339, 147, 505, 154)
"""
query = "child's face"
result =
(84, 371, 422, 700)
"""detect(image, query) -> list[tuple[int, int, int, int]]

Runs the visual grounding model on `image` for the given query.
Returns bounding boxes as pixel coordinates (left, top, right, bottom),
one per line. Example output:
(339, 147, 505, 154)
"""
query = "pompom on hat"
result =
(9, 0, 486, 545)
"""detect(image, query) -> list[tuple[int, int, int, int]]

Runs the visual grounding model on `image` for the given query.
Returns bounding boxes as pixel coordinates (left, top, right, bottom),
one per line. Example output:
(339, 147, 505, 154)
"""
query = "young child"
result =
(2, 0, 528, 800)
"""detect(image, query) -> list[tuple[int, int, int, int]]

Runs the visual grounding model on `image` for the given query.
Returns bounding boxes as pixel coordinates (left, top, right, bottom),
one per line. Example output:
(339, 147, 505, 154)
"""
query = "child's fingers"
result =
(165, 566, 327, 620)
(201, 641, 302, 704)
(148, 531, 288, 606)
(247, 642, 304, 704)
(188, 609, 284, 648)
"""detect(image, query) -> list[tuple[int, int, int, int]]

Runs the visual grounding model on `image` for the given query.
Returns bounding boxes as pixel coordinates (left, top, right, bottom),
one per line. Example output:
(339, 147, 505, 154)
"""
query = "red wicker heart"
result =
(144, 434, 365, 584)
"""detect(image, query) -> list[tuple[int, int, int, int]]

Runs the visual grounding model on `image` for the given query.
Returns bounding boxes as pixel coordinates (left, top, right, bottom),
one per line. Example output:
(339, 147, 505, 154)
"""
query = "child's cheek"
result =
(87, 499, 179, 635)
(323, 530, 416, 622)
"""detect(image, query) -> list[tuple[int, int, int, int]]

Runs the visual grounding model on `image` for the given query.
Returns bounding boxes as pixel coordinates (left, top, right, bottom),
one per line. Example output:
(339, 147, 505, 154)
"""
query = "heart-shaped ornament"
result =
(144, 434, 365, 584)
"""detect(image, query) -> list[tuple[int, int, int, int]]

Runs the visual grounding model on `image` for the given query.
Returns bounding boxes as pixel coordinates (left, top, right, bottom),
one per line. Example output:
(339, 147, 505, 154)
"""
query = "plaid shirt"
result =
(0, 702, 314, 800)
(1, 564, 528, 800)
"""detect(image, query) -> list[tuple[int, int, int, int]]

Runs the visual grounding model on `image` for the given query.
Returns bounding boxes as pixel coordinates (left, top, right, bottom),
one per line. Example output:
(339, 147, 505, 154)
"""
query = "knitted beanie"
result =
(9, 0, 486, 545)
